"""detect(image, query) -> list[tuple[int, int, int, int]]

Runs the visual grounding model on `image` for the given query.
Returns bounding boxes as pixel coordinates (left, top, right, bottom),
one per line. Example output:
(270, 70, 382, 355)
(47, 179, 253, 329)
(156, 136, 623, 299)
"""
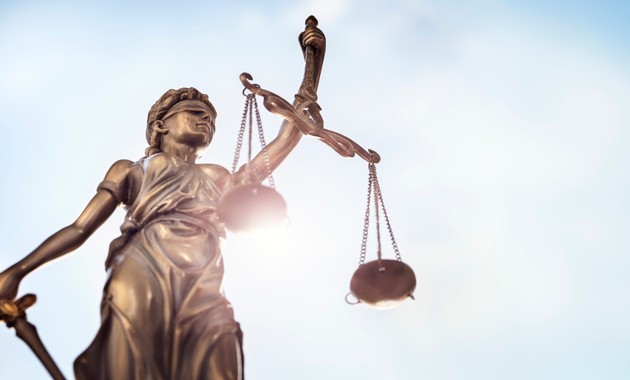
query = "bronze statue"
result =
(0, 15, 413, 379)
(0, 17, 326, 380)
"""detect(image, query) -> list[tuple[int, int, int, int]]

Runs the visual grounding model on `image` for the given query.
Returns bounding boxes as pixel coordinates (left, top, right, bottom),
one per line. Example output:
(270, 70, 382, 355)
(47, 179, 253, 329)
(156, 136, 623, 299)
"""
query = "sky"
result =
(0, 0, 629, 379)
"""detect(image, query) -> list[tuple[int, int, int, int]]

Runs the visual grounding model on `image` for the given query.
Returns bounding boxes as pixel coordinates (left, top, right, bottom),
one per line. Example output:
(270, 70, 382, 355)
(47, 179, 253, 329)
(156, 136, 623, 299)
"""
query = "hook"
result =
(240, 72, 261, 96)
(242, 84, 261, 97)
(368, 149, 381, 164)
(345, 292, 360, 305)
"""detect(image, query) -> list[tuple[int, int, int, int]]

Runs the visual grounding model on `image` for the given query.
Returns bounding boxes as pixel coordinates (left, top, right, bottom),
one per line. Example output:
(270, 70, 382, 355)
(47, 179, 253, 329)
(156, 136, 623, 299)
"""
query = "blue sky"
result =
(0, 1, 629, 379)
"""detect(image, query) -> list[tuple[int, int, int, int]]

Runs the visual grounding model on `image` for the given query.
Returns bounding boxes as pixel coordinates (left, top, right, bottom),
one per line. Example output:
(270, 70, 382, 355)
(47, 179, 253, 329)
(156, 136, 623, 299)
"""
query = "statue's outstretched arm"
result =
(0, 159, 132, 301)
(233, 17, 326, 185)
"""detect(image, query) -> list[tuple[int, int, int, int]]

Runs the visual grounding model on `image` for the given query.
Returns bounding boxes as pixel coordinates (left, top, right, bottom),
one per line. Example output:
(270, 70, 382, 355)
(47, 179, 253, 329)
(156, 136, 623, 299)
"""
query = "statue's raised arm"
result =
(237, 16, 380, 174)
(232, 16, 326, 186)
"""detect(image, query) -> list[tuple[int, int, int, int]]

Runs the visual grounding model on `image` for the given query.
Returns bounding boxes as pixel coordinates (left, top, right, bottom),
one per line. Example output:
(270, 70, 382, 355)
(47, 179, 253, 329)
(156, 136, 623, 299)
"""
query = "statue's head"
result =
(145, 87, 217, 157)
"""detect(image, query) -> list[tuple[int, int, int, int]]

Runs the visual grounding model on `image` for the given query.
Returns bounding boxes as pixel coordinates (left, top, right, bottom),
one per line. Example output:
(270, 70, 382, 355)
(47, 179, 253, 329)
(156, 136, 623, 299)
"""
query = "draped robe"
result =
(74, 153, 242, 380)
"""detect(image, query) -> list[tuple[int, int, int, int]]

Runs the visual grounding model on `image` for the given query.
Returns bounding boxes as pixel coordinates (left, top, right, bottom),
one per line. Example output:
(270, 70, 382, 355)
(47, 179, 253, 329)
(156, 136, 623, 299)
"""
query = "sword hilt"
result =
(0, 293, 36, 327)
(1, 293, 66, 380)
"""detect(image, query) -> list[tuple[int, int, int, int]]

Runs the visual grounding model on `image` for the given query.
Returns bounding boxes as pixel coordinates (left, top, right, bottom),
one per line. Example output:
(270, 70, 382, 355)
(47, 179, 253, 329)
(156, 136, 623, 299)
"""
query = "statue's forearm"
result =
(10, 190, 118, 279)
(12, 225, 88, 278)
(260, 119, 302, 176)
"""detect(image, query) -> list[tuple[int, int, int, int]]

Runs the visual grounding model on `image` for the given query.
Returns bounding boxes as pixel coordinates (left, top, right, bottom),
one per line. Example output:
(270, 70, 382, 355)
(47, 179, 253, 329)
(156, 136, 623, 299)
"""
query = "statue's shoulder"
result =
(198, 163, 231, 189)
(140, 152, 170, 167)
(104, 159, 136, 181)
(99, 159, 139, 206)
(138, 153, 184, 175)
(198, 163, 230, 178)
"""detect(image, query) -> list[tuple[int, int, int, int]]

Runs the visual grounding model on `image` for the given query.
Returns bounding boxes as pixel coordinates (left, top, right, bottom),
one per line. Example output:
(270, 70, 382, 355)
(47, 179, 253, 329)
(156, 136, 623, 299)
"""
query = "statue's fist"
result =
(300, 16, 326, 56)
(0, 269, 21, 302)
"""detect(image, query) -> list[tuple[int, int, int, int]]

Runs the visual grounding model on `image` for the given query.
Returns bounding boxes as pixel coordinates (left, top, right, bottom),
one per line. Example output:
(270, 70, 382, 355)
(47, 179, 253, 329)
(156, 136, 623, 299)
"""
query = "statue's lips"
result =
(196, 123, 211, 134)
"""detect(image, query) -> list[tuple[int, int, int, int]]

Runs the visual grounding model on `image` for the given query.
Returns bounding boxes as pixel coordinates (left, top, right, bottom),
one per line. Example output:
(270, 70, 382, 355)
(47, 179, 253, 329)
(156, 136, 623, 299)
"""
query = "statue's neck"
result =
(159, 140, 199, 164)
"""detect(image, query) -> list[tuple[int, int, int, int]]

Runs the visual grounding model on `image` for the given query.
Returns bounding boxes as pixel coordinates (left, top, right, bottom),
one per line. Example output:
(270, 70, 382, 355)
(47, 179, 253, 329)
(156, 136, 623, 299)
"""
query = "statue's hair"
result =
(145, 87, 217, 157)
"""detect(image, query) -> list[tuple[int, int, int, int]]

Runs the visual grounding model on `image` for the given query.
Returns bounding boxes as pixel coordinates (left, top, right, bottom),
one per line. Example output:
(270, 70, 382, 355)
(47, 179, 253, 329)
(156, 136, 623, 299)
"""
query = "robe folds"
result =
(74, 153, 243, 380)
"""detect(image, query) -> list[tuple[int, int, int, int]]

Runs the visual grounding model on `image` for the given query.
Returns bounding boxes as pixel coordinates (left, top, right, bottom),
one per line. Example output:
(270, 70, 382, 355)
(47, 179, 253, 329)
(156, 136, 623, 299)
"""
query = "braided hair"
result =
(145, 87, 217, 157)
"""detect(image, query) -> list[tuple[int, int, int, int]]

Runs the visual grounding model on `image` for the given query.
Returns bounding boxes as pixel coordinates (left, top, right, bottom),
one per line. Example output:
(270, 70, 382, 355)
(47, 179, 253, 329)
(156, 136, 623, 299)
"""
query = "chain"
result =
(247, 95, 253, 163)
(359, 164, 373, 266)
(231, 94, 251, 173)
(372, 164, 402, 261)
(358, 162, 403, 265)
(371, 163, 383, 261)
(252, 96, 276, 189)
(231, 92, 276, 189)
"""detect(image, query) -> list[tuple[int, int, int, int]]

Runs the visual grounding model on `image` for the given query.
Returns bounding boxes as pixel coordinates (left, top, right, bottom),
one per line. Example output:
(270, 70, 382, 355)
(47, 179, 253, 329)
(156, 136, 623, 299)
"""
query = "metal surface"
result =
(349, 259, 417, 310)
(349, 162, 415, 309)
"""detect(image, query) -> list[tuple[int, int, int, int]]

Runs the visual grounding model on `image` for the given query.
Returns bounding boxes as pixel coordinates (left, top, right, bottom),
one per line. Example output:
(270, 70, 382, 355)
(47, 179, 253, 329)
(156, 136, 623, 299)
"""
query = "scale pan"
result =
(218, 184, 287, 232)
(350, 259, 416, 310)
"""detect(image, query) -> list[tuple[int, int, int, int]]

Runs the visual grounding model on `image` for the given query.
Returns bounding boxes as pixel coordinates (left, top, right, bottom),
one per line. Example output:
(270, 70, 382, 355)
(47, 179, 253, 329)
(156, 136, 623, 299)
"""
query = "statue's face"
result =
(163, 109, 215, 149)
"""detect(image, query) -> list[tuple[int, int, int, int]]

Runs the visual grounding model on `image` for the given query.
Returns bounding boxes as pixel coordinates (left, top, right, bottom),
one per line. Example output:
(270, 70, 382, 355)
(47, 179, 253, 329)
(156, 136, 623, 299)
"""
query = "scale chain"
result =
(230, 92, 277, 190)
(247, 94, 254, 163)
(359, 164, 373, 266)
(252, 95, 276, 189)
(371, 163, 383, 262)
(358, 162, 403, 266)
(372, 164, 402, 262)
(231, 94, 251, 173)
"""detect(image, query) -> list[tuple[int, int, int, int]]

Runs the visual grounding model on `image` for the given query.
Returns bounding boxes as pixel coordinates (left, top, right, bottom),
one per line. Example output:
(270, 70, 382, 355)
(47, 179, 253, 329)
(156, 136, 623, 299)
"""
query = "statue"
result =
(0, 16, 326, 380)
(0, 15, 413, 380)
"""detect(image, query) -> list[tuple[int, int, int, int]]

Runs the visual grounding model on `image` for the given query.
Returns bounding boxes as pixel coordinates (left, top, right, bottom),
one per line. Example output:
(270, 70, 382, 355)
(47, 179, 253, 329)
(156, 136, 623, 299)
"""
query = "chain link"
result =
(359, 164, 373, 266)
(247, 95, 253, 163)
(230, 95, 251, 173)
(371, 164, 383, 261)
(230, 92, 277, 189)
(252, 96, 276, 189)
(358, 162, 403, 265)
(372, 164, 402, 261)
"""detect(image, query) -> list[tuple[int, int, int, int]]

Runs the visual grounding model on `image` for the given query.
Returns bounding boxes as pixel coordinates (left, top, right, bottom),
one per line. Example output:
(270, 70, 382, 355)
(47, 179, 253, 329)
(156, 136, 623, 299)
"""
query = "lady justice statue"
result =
(0, 16, 329, 380)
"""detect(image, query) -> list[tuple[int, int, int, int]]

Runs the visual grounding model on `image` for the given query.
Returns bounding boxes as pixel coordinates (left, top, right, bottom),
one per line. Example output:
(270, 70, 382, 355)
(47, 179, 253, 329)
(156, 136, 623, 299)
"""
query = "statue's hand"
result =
(300, 16, 326, 57)
(0, 268, 22, 302)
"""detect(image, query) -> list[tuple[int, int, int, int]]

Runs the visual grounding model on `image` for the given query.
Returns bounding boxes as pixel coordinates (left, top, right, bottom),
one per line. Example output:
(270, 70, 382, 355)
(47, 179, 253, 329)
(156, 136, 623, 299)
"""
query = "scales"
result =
(347, 162, 416, 309)
(218, 16, 416, 310)
(0, 15, 419, 380)
(217, 89, 287, 232)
